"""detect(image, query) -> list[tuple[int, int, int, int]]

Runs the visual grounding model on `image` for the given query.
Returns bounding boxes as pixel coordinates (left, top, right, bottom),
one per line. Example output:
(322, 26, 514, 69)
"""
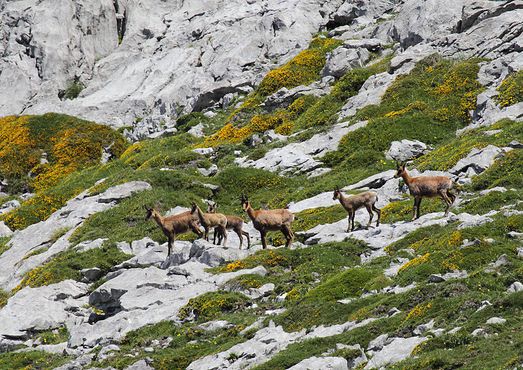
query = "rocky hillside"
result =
(0, 0, 522, 369)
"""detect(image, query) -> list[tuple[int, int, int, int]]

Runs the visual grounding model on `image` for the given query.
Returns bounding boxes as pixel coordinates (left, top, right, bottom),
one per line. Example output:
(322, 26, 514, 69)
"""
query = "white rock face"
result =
(390, 0, 464, 48)
(235, 120, 368, 176)
(0, 0, 344, 128)
(386, 140, 430, 162)
(0, 181, 151, 291)
(365, 336, 428, 369)
(288, 356, 348, 370)
(0, 280, 88, 338)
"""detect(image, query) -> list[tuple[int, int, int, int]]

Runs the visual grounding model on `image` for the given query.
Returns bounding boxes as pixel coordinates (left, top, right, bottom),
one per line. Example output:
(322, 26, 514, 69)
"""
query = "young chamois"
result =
(191, 202, 228, 247)
(333, 187, 381, 232)
(394, 163, 456, 220)
(144, 205, 203, 256)
(240, 195, 294, 249)
(207, 202, 251, 250)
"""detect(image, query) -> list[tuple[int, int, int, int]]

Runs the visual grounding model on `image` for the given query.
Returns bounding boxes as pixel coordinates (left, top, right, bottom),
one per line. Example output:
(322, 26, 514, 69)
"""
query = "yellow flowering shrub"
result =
(384, 101, 427, 118)
(204, 111, 290, 146)
(0, 113, 127, 230)
(224, 260, 246, 272)
(398, 253, 431, 273)
(178, 292, 248, 321)
(258, 37, 341, 96)
(496, 70, 523, 107)
(405, 302, 433, 321)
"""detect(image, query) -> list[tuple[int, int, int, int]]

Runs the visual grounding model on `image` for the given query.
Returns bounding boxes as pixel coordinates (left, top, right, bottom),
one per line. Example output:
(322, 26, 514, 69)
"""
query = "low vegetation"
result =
(14, 244, 129, 292)
(496, 70, 523, 107)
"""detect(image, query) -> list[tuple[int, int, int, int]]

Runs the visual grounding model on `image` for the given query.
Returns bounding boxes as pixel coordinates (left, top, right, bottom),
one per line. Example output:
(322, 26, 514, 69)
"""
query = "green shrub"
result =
(14, 244, 130, 291)
(62, 80, 85, 100)
(496, 70, 523, 107)
(178, 292, 249, 321)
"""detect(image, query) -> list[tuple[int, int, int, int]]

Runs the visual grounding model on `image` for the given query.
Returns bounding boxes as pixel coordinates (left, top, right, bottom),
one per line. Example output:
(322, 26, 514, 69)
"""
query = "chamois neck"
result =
(195, 205, 205, 219)
(245, 205, 257, 221)
(401, 169, 413, 185)
(152, 213, 164, 227)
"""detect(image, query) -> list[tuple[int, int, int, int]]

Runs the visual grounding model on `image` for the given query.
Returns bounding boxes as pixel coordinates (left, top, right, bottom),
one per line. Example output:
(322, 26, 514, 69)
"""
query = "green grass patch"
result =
(470, 148, 523, 191)
(496, 70, 523, 107)
(293, 205, 347, 232)
(0, 289, 9, 308)
(93, 320, 253, 370)
(380, 197, 447, 223)
(0, 351, 70, 370)
(179, 291, 250, 322)
(35, 326, 69, 345)
(14, 244, 130, 291)
(0, 237, 10, 257)
(293, 56, 391, 130)
(323, 55, 483, 177)
(416, 118, 523, 171)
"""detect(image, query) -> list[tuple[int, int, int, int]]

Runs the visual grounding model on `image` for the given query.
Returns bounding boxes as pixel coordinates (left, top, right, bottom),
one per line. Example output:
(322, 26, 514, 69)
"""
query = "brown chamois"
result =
(333, 187, 381, 232)
(191, 202, 228, 246)
(394, 163, 456, 220)
(207, 203, 251, 249)
(144, 206, 203, 256)
(240, 195, 294, 249)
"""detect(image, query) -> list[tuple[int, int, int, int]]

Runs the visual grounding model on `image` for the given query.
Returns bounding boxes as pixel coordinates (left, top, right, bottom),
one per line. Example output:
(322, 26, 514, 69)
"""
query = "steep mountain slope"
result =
(0, 0, 522, 369)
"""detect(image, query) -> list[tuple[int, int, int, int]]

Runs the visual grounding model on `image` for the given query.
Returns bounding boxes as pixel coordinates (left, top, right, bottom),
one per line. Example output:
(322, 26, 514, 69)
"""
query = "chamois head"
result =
(240, 194, 250, 211)
(333, 186, 342, 200)
(394, 162, 407, 178)
(144, 205, 158, 220)
(207, 201, 217, 213)
(190, 202, 199, 214)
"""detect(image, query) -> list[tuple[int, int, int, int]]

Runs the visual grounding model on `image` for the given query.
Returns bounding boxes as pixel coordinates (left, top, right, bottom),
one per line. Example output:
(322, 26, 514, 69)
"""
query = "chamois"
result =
(191, 202, 228, 247)
(394, 163, 456, 220)
(144, 206, 203, 256)
(207, 202, 251, 250)
(240, 195, 294, 249)
(333, 187, 381, 232)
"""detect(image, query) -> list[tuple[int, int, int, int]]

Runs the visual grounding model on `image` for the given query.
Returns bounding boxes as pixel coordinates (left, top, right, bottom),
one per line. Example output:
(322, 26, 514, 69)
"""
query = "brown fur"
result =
(241, 195, 294, 249)
(191, 202, 228, 247)
(333, 188, 381, 232)
(395, 163, 456, 220)
(207, 203, 251, 249)
(145, 206, 203, 256)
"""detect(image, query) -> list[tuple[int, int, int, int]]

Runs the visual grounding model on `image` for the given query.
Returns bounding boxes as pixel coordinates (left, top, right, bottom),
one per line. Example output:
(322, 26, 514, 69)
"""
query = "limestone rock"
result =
(365, 336, 428, 369)
(0, 280, 88, 339)
(288, 356, 348, 370)
(322, 47, 371, 78)
(486, 317, 506, 325)
(386, 140, 430, 162)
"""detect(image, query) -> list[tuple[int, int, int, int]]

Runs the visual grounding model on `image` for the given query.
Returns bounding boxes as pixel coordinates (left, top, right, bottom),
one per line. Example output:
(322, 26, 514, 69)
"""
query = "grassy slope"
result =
(0, 40, 522, 369)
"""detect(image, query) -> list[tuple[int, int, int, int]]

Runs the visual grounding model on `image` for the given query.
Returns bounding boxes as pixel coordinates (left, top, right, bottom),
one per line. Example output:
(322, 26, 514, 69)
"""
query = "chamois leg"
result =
(190, 222, 203, 238)
(213, 227, 219, 245)
(167, 235, 174, 257)
(346, 211, 354, 232)
(218, 225, 227, 247)
(351, 210, 356, 231)
(365, 205, 373, 229)
(281, 225, 293, 248)
(439, 190, 452, 217)
(234, 229, 243, 249)
(260, 230, 268, 249)
(373, 204, 381, 227)
(413, 197, 422, 220)
(242, 230, 251, 249)
(447, 189, 456, 204)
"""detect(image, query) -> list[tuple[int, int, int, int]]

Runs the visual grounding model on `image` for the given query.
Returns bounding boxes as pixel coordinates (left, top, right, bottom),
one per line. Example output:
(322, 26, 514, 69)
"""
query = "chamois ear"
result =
(143, 205, 151, 211)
